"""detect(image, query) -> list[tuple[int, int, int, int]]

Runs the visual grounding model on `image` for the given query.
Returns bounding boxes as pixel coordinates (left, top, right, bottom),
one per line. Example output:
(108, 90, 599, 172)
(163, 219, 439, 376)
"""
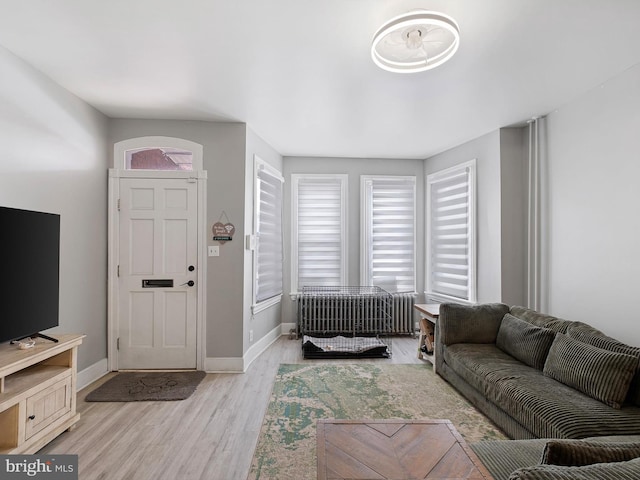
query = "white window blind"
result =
(426, 160, 476, 302)
(292, 175, 347, 290)
(255, 162, 283, 303)
(361, 176, 416, 293)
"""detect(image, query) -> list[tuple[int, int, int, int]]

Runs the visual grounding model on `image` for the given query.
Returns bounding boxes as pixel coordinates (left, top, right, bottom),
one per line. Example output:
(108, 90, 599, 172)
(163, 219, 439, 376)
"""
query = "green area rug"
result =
(248, 363, 506, 480)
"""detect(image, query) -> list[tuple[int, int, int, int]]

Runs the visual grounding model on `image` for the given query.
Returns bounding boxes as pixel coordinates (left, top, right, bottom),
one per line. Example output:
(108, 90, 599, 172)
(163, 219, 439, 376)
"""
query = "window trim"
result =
(252, 156, 284, 312)
(290, 174, 348, 294)
(360, 175, 417, 293)
(425, 159, 477, 304)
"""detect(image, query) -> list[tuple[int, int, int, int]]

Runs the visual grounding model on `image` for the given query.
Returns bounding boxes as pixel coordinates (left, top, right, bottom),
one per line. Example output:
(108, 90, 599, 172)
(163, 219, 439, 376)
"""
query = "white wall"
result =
(543, 63, 640, 347)
(0, 45, 109, 371)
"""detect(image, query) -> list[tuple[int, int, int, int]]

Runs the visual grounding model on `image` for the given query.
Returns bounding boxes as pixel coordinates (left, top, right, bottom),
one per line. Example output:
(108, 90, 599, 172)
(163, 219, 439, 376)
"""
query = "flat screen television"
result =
(0, 206, 60, 344)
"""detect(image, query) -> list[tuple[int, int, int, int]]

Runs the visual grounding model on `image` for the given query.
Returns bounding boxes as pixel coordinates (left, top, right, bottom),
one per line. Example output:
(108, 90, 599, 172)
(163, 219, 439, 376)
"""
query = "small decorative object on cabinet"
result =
(0, 334, 84, 454)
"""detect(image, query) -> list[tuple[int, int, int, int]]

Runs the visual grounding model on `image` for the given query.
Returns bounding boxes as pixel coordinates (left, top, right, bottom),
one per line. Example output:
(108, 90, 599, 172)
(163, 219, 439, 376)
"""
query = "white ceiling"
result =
(1, 0, 639, 159)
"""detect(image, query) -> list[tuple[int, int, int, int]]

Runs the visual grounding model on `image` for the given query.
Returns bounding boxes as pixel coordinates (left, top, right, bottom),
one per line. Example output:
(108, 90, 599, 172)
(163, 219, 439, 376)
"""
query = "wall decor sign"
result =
(212, 211, 235, 243)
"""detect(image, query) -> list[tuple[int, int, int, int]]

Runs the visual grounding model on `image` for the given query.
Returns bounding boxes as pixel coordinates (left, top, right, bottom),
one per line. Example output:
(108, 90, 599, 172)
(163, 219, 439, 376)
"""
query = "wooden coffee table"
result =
(317, 419, 493, 480)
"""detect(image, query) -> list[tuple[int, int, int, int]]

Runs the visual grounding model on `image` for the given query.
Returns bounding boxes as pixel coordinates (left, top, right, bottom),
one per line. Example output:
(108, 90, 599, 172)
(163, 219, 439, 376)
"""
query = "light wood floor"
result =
(40, 335, 425, 480)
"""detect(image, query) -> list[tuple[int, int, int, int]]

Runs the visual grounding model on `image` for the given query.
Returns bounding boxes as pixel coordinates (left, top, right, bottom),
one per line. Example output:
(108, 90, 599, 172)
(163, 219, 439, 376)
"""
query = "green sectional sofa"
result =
(435, 303, 640, 478)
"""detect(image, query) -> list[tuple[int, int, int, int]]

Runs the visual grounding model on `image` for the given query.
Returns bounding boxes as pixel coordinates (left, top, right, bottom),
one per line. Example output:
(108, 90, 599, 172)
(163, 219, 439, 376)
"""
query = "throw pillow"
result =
(508, 457, 640, 480)
(510, 306, 571, 334)
(439, 303, 509, 346)
(567, 322, 640, 407)
(543, 333, 637, 409)
(496, 313, 556, 370)
(541, 439, 640, 466)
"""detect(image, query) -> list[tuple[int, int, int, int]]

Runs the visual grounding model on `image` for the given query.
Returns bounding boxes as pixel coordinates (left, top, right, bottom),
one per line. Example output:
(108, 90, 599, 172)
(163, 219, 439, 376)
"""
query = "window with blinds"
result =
(291, 174, 347, 291)
(361, 176, 416, 293)
(426, 160, 476, 303)
(255, 160, 284, 304)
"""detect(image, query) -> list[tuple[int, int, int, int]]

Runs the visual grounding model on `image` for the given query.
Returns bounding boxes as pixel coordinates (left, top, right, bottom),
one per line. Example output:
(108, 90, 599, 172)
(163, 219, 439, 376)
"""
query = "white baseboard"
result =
(77, 358, 109, 390)
(85, 323, 294, 377)
(281, 322, 296, 335)
(205, 323, 293, 373)
(243, 324, 282, 371)
(204, 357, 244, 373)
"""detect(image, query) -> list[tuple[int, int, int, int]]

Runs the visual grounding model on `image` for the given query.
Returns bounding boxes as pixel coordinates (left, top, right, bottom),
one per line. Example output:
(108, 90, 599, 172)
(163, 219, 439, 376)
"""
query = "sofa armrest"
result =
(438, 303, 509, 346)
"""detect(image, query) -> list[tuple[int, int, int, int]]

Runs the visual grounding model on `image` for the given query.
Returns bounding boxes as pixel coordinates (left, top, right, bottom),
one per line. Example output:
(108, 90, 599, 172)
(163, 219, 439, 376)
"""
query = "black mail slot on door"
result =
(142, 279, 174, 288)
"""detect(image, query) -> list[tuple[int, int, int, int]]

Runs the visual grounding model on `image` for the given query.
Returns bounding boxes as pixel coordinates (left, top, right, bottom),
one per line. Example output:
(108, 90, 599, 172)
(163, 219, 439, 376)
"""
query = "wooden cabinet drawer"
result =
(25, 375, 72, 440)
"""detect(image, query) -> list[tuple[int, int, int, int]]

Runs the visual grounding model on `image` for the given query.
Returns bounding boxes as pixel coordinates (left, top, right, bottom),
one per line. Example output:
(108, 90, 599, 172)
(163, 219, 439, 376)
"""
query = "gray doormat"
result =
(85, 371, 207, 402)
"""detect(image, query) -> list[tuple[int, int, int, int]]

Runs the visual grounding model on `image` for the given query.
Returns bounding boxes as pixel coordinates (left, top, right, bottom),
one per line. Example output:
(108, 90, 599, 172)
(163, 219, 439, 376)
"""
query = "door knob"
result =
(187, 280, 195, 287)
(188, 265, 195, 272)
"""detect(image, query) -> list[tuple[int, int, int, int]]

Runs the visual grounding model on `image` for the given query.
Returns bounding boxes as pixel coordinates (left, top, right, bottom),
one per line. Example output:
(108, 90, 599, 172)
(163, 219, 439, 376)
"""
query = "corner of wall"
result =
(77, 358, 109, 391)
(499, 127, 527, 306)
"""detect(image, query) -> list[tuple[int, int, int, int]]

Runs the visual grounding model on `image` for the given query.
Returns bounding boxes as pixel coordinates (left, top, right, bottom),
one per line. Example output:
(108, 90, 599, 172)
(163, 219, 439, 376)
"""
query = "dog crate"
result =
(298, 286, 393, 358)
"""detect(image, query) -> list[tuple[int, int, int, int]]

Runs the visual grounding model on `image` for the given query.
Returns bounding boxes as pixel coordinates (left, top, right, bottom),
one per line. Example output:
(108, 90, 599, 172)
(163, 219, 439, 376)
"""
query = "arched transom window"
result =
(126, 147, 193, 171)
(113, 137, 203, 172)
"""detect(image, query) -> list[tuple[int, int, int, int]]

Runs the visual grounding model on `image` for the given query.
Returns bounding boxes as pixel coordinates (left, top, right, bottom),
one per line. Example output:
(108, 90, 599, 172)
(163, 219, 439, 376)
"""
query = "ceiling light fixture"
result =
(371, 10, 460, 73)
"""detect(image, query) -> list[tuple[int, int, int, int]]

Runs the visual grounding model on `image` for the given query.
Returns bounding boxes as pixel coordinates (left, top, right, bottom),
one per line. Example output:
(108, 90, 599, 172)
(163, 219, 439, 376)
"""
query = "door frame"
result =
(107, 137, 207, 371)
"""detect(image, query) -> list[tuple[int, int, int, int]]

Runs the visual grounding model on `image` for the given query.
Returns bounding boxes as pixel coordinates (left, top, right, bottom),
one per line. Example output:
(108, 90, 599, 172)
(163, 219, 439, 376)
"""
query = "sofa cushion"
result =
(443, 343, 535, 397)
(471, 436, 640, 480)
(471, 439, 549, 480)
(509, 306, 571, 334)
(566, 322, 640, 407)
(497, 314, 556, 370)
(508, 457, 640, 480)
(444, 343, 640, 439)
(439, 303, 510, 346)
(541, 439, 640, 466)
(543, 333, 636, 409)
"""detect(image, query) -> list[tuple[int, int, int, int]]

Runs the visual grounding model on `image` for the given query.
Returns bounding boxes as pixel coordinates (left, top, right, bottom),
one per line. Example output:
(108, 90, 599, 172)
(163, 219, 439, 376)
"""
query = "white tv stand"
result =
(0, 334, 84, 454)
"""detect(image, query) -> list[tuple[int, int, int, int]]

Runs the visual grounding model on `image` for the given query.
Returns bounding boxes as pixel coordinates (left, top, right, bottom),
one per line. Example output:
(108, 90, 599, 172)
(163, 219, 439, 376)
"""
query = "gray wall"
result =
(500, 128, 527, 306)
(282, 156, 425, 326)
(244, 127, 284, 350)
(543, 63, 640, 347)
(109, 120, 283, 361)
(424, 128, 527, 305)
(0, 45, 109, 371)
(425, 131, 503, 303)
(108, 119, 248, 359)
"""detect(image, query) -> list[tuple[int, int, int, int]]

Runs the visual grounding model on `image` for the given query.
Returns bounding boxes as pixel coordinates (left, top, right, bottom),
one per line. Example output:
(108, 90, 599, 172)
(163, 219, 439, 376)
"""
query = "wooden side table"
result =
(414, 304, 439, 371)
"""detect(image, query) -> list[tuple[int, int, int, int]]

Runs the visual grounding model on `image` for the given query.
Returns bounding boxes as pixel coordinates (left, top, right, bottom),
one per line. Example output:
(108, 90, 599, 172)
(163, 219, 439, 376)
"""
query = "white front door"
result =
(118, 177, 198, 369)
